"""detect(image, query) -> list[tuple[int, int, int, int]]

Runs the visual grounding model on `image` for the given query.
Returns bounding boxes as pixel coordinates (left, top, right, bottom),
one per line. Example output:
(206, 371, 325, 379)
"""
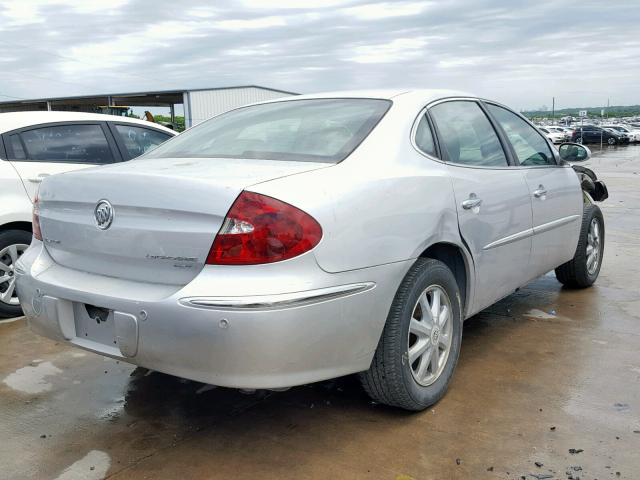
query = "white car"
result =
(550, 126, 574, 140)
(539, 127, 565, 144)
(602, 125, 640, 143)
(0, 111, 175, 317)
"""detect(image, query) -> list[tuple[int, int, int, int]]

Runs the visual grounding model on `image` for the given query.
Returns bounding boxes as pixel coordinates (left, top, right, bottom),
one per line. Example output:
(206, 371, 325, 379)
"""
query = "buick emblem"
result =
(94, 200, 114, 230)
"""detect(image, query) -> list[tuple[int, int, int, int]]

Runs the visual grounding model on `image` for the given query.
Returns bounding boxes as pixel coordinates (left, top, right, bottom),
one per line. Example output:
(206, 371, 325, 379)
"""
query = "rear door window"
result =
(114, 124, 172, 159)
(19, 124, 114, 164)
(429, 100, 508, 167)
(8, 134, 26, 160)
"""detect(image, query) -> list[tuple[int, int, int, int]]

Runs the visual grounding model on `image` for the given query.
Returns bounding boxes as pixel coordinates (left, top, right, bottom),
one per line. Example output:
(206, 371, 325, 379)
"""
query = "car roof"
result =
(258, 88, 473, 105)
(0, 111, 176, 135)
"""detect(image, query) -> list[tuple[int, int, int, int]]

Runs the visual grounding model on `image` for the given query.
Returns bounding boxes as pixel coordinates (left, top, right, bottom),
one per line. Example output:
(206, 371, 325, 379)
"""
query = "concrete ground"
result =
(1, 146, 639, 480)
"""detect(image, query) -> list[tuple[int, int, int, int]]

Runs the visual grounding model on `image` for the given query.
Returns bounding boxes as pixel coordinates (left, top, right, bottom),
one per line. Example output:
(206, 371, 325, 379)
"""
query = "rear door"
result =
(4, 122, 120, 201)
(485, 103, 582, 277)
(585, 126, 598, 142)
(428, 100, 533, 313)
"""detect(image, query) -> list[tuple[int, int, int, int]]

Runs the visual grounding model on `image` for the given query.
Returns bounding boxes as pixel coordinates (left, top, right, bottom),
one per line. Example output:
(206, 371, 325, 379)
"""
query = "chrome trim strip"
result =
(533, 215, 581, 235)
(483, 228, 534, 250)
(180, 282, 376, 311)
(483, 215, 580, 250)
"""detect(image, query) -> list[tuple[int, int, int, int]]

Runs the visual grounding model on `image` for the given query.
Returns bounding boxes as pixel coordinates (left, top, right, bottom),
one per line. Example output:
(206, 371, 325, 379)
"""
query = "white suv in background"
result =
(0, 111, 175, 317)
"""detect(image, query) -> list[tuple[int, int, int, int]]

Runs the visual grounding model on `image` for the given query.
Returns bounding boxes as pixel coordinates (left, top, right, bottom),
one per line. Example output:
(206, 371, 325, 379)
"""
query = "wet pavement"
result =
(1, 145, 639, 480)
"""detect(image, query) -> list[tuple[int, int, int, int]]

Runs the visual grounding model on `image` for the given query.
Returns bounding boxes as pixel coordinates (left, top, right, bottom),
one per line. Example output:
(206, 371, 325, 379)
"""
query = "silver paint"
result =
(16, 90, 589, 389)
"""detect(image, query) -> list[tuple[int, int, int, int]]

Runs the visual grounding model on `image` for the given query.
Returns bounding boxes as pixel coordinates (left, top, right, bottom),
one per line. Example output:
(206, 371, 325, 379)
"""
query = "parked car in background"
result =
(553, 126, 575, 139)
(546, 126, 571, 142)
(603, 127, 632, 143)
(16, 91, 607, 411)
(0, 112, 176, 317)
(571, 125, 628, 145)
(539, 127, 566, 143)
(602, 125, 640, 143)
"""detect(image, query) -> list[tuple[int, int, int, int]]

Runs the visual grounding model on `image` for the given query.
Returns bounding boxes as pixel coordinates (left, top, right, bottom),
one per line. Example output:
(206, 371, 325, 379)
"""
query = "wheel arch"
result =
(0, 221, 32, 234)
(419, 242, 473, 317)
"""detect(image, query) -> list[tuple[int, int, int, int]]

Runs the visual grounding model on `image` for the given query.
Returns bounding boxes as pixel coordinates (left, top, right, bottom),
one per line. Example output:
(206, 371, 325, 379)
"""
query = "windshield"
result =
(144, 98, 391, 163)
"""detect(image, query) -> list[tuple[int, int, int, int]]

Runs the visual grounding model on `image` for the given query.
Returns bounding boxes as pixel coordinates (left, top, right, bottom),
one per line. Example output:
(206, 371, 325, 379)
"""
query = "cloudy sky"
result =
(0, 0, 638, 111)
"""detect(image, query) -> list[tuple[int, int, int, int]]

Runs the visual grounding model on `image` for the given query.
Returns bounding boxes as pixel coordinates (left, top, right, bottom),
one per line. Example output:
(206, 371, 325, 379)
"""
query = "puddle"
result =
(524, 308, 557, 320)
(2, 361, 63, 394)
(53, 450, 111, 480)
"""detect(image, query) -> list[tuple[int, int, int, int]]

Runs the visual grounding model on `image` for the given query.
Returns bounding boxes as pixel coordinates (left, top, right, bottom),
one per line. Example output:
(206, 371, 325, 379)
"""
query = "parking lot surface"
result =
(1, 146, 639, 480)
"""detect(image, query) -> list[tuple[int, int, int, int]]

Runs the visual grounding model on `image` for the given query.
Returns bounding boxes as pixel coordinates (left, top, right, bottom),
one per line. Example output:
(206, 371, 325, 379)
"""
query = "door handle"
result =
(533, 185, 547, 198)
(461, 195, 482, 210)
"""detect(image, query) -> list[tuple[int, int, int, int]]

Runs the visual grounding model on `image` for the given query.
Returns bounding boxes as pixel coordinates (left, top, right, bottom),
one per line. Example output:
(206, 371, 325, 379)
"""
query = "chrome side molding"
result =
(180, 282, 376, 311)
(483, 215, 581, 251)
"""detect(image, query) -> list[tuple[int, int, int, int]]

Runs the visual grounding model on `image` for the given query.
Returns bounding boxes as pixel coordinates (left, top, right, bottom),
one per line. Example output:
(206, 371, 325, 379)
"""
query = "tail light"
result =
(32, 192, 42, 240)
(207, 191, 322, 265)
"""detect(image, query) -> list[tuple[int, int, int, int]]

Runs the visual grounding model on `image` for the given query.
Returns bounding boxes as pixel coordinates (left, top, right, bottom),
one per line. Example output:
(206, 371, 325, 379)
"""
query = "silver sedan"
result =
(16, 90, 605, 410)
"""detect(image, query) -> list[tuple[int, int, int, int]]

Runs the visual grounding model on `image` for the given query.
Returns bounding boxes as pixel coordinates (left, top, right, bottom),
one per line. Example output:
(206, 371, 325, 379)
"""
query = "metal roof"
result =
(0, 85, 298, 107)
(0, 111, 177, 134)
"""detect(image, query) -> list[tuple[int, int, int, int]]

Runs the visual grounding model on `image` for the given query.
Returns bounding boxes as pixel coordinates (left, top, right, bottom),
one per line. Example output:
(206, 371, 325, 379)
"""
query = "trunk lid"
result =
(37, 157, 327, 285)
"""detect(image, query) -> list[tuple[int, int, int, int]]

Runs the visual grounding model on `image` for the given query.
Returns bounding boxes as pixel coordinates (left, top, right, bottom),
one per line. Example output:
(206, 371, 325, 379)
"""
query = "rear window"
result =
(144, 98, 391, 163)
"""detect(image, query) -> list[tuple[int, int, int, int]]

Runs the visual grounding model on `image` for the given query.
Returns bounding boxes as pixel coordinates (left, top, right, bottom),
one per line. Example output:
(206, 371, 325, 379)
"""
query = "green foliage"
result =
(153, 115, 186, 132)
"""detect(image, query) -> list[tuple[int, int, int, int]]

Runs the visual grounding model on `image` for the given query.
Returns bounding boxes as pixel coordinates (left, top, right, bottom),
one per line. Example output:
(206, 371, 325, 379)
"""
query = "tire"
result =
(607, 137, 616, 145)
(0, 230, 32, 319)
(359, 258, 463, 411)
(555, 204, 604, 288)
(576, 137, 584, 144)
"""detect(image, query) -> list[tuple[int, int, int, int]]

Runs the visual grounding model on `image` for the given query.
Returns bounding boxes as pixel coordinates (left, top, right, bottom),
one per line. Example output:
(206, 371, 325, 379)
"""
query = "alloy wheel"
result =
(0, 244, 28, 306)
(586, 218, 601, 275)
(407, 285, 453, 386)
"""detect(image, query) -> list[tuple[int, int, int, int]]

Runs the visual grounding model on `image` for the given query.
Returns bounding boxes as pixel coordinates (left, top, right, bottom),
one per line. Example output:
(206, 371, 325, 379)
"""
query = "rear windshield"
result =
(144, 98, 391, 163)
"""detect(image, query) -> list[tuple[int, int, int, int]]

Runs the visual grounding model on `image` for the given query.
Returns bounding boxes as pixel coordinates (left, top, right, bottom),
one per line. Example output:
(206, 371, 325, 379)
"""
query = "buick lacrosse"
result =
(16, 90, 607, 410)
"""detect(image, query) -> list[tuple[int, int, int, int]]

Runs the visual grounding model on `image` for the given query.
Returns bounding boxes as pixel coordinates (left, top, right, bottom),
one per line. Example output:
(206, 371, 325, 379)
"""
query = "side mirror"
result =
(558, 142, 591, 162)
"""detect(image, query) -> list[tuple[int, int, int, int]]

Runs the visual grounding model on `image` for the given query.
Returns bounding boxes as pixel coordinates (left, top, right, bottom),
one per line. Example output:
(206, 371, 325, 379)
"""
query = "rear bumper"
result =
(16, 240, 410, 389)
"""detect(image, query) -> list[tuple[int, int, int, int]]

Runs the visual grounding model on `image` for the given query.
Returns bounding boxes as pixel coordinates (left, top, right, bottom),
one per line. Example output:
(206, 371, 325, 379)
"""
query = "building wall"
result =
(0, 102, 47, 113)
(187, 87, 295, 126)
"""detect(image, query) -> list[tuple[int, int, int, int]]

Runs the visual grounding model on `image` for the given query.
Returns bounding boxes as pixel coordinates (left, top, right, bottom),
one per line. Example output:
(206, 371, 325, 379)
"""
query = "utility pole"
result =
(552, 97, 555, 123)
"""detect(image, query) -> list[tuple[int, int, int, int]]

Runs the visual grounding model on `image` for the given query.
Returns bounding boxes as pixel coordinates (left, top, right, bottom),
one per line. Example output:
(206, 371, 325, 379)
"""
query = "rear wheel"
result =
(607, 137, 616, 145)
(555, 204, 604, 288)
(0, 230, 31, 318)
(359, 258, 463, 411)
(576, 136, 584, 144)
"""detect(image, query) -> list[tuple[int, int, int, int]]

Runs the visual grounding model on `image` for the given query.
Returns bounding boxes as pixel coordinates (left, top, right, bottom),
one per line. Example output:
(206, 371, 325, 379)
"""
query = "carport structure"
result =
(0, 85, 296, 128)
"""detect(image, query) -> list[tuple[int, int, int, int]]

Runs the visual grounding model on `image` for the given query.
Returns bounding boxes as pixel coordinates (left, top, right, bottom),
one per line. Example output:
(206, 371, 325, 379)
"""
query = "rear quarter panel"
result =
(248, 102, 464, 275)
(0, 159, 32, 226)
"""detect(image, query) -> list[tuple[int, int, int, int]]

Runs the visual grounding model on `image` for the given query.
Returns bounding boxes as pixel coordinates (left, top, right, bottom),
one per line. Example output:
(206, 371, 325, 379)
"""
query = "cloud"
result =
(341, 2, 433, 20)
(213, 15, 286, 30)
(0, 0, 638, 110)
(1, 0, 129, 25)
(348, 37, 429, 64)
